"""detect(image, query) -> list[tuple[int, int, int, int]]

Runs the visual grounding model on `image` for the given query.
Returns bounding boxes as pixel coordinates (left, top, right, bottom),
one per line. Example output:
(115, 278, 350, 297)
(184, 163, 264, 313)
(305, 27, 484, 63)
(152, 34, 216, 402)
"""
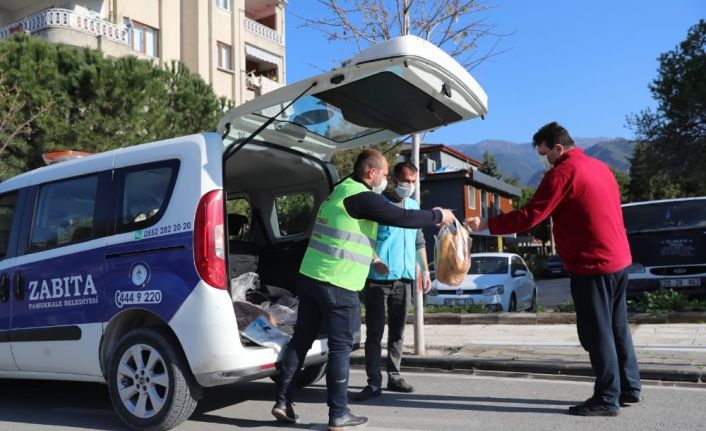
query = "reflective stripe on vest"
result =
(311, 222, 376, 249)
(299, 178, 377, 291)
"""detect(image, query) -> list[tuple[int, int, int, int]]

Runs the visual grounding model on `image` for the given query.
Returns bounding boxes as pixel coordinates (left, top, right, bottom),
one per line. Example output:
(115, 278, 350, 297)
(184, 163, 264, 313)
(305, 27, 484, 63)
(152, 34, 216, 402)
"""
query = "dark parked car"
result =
(545, 254, 568, 277)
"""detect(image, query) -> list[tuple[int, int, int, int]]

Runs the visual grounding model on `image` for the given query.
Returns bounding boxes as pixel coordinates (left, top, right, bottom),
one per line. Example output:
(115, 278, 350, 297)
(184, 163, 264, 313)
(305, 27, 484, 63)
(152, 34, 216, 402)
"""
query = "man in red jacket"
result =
(466, 122, 641, 416)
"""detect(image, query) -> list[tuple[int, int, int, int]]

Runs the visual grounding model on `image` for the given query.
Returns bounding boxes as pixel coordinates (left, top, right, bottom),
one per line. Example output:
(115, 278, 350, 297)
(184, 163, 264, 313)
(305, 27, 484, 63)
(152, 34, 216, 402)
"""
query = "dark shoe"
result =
(387, 379, 414, 393)
(271, 402, 298, 423)
(328, 410, 369, 430)
(568, 398, 619, 417)
(619, 393, 643, 405)
(353, 386, 382, 401)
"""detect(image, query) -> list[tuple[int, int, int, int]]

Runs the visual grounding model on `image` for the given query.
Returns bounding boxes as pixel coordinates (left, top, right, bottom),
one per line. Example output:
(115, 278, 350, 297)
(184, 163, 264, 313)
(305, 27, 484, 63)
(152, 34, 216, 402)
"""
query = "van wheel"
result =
(108, 328, 198, 431)
(271, 361, 328, 388)
(294, 362, 327, 388)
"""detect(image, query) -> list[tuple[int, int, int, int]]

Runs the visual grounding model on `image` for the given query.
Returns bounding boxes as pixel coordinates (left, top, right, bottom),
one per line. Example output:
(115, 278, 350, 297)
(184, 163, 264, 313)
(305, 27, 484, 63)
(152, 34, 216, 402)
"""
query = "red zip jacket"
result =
(488, 147, 631, 275)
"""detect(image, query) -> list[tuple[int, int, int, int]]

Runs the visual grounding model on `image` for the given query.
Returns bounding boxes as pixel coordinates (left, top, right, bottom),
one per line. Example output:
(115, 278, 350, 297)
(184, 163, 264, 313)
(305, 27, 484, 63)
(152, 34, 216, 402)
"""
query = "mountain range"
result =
(450, 138, 636, 187)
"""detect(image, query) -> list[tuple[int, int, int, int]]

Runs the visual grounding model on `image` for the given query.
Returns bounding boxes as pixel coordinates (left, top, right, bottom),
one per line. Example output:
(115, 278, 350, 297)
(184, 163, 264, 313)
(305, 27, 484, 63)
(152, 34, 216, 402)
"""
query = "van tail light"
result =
(194, 190, 226, 289)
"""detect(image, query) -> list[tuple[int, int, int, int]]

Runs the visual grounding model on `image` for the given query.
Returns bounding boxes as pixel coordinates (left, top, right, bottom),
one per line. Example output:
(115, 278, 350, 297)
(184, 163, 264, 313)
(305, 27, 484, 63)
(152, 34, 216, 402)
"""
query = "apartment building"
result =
(0, 0, 286, 104)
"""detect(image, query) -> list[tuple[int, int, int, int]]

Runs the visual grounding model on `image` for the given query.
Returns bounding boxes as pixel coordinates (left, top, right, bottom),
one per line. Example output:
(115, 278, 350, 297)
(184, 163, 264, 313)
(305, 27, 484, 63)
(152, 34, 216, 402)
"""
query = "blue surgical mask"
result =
(395, 182, 415, 198)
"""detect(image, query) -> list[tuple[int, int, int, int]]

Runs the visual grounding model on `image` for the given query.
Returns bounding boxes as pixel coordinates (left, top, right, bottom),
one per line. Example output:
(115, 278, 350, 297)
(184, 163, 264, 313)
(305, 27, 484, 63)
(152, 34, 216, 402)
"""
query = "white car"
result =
(426, 253, 538, 312)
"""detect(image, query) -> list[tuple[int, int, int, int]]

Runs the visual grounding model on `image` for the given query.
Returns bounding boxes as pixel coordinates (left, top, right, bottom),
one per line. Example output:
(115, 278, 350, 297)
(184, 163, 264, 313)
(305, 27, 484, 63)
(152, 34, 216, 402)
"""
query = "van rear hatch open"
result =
(217, 35, 488, 160)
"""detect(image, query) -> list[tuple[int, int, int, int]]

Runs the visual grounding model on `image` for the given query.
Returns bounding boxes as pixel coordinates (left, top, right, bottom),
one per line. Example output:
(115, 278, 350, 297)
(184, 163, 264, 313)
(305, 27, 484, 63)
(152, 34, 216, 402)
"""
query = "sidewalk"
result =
(350, 322, 706, 383)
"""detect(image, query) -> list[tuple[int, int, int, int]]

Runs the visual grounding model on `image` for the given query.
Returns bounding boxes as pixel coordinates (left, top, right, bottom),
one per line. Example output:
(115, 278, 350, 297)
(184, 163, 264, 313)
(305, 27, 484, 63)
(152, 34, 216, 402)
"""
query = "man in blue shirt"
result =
(354, 162, 432, 401)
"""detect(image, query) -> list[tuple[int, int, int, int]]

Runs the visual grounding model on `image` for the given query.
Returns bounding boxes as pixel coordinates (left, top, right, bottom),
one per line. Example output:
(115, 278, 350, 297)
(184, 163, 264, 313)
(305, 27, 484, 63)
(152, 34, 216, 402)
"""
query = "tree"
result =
(610, 167, 631, 203)
(330, 142, 398, 182)
(293, 0, 504, 70)
(0, 34, 226, 180)
(627, 20, 706, 199)
(479, 150, 501, 178)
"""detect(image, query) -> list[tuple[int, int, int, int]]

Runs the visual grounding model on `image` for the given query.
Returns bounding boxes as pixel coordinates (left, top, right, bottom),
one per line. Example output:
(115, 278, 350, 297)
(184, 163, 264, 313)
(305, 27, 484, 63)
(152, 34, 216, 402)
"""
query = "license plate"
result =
(659, 278, 701, 288)
(444, 298, 472, 305)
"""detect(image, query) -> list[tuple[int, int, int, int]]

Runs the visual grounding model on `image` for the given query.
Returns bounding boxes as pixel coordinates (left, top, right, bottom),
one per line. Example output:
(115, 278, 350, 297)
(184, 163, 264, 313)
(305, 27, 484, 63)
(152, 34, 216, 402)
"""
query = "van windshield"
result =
(623, 199, 706, 233)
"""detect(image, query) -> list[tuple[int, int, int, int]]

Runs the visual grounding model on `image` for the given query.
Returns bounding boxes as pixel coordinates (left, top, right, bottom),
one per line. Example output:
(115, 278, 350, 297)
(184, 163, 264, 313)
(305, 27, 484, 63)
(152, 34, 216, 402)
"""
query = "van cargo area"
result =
(223, 140, 336, 342)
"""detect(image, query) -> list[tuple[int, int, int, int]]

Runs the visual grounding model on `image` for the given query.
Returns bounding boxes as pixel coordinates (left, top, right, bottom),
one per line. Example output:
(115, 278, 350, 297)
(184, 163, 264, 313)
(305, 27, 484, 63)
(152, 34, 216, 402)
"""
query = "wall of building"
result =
(418, 177, 465, 263)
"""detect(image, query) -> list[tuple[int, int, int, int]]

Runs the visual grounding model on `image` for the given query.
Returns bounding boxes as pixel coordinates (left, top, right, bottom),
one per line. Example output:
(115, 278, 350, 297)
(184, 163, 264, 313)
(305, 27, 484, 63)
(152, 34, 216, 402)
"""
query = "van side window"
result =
(117, 162, 178, 232)
(30, 176, 99, 251)
(0, 193, 18, 259)
(274, 192, 314, 236)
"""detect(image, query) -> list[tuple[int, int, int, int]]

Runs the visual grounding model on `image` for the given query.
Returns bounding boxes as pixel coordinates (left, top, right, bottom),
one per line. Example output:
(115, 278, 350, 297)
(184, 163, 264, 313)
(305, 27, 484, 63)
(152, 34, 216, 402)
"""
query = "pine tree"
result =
(479, 151, 502, 179)
(0, 34, 226, 180)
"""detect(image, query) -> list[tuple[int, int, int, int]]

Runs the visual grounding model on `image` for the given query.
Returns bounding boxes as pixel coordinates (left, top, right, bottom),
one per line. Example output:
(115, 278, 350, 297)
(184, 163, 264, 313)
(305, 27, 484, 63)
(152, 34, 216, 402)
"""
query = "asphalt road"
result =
(1, 369, 705, 430)
(536, 276, 572, 308)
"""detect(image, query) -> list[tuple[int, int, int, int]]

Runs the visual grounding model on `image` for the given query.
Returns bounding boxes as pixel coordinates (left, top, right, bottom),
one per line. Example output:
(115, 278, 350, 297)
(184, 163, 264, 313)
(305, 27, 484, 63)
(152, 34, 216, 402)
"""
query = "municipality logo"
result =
(134, 230, 143, 240)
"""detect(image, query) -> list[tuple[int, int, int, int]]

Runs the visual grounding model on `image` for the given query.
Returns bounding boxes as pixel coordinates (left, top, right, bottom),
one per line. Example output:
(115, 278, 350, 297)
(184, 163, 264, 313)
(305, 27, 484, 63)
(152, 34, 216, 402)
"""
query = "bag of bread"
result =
(434, 218, 472, 286)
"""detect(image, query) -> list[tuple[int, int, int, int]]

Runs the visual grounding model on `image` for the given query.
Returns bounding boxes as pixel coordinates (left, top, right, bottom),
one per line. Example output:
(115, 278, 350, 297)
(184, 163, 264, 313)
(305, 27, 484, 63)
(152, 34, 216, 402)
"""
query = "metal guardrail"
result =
(0, 8, 128, 44)
(243, 17, 283, 45)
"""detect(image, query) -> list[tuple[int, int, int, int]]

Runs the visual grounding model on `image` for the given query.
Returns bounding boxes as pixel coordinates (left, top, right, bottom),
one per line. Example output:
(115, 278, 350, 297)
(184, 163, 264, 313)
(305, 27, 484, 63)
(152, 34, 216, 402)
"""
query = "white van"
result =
(0, 35, 487, 430)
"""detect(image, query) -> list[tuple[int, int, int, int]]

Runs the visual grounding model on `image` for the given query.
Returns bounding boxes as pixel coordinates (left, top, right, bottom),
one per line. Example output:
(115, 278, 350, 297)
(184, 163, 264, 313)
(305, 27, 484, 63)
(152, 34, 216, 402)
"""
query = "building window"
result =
(481, 190, 488, 218)
(493, 194, 500, 216)
(467, 186, 476, 209)
(125, 19, 159, 57)
(217, 42, 232, 70)
(216, 0, 232, 11)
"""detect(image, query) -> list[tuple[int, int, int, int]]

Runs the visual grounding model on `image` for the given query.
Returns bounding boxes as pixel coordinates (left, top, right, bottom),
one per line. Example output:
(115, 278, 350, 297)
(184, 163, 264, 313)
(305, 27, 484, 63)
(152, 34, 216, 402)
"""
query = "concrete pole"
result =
(412, 133, 425, 355)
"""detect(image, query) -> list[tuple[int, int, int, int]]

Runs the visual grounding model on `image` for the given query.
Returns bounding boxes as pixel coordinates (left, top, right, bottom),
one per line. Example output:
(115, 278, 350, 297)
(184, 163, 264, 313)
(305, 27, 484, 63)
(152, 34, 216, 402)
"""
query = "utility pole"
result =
(404, 0, 425, 356)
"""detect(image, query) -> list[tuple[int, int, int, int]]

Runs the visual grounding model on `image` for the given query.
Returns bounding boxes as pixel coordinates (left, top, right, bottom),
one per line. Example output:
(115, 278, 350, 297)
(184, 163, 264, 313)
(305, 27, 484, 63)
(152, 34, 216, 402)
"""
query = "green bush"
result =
(628, 288, 706, 317)
(424, 304, 494, 314)
(554, 301, 575, 313)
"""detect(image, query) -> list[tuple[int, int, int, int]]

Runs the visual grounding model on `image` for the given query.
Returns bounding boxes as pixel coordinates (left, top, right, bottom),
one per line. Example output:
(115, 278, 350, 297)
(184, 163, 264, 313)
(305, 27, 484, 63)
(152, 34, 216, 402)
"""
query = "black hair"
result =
(393, 161, 418, 178)
(532, 121, 575, 149)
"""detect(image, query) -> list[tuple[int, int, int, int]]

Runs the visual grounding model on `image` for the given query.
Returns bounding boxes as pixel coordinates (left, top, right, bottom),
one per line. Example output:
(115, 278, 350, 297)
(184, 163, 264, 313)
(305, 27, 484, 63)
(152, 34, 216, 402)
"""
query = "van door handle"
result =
(0, 273, 8, 302)
(14, 272, 24, 301)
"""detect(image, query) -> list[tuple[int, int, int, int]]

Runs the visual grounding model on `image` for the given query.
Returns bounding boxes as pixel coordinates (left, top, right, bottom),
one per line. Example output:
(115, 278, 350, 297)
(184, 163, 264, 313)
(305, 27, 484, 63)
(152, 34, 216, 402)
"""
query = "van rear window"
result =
(116, 161, 179, 233)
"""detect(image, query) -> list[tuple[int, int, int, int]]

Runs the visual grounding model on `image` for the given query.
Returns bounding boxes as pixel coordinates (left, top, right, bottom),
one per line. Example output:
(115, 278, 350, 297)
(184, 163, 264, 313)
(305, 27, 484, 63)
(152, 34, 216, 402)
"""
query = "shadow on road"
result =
(0, 379, 125, 430)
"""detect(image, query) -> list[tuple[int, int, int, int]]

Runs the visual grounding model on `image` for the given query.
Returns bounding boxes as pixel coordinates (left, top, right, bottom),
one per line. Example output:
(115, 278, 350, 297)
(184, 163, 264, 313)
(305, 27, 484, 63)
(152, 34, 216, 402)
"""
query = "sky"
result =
(284, 0, 705, 145)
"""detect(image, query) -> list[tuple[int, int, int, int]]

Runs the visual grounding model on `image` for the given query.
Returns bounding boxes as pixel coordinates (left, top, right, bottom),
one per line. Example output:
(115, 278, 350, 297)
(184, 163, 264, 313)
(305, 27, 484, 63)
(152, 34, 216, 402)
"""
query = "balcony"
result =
(0, 8, 128, 45)
(243, 17, 283, 46)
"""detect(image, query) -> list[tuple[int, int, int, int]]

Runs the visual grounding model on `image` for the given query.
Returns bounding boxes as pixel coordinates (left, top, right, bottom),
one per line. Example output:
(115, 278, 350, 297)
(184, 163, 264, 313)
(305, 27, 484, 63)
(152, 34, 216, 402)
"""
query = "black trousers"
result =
(275, 274, 359, 419)
(363, 279, 411, 388)
(570, 267, 641, 407)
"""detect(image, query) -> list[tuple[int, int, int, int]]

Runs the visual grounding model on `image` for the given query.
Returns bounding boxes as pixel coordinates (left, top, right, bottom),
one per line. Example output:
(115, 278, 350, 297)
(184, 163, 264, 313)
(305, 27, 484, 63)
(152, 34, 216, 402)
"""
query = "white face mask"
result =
(539, 154, 553, 171)
(394, 182, 415, 198)
(372, 178, 387, 194)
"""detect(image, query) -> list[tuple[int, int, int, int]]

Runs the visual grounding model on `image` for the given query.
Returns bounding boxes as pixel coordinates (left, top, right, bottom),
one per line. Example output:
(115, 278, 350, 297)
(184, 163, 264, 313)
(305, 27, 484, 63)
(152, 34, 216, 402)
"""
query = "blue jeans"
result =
(275, 274, 360, 419)
(570, 267, 641, 407)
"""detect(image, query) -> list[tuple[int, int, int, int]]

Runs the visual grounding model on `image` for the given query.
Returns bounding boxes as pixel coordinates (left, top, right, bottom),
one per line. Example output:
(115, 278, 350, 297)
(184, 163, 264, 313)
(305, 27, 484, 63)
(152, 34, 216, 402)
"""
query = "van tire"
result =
(294, 361, 327, 388)
(108, 328, 198, 431)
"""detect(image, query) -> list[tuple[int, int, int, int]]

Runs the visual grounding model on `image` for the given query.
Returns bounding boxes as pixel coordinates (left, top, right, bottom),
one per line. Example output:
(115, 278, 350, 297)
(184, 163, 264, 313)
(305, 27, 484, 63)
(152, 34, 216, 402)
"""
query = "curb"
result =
(388, 311, 706, 325)
(349, 354, 705, 384)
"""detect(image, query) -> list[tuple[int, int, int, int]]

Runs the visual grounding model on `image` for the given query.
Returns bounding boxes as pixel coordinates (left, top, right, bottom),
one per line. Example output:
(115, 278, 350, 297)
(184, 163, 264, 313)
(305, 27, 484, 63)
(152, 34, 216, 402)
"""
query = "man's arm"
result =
(467, 170, 571, 235)
(344, 191, 453, 228)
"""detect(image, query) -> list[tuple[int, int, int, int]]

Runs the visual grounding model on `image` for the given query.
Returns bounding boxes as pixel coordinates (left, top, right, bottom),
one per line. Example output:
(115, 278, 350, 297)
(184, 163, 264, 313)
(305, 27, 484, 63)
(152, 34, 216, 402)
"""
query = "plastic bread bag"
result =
(434, 218, 472, 286)
(231, 272, 260, 302)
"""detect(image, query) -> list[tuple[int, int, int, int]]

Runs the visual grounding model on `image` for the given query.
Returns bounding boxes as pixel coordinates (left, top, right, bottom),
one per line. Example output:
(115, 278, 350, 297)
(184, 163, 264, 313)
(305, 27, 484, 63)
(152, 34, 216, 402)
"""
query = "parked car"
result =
(544, 254, 568, 277)
(426, 253, 538, 312)
(0, 35, 488, 431)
